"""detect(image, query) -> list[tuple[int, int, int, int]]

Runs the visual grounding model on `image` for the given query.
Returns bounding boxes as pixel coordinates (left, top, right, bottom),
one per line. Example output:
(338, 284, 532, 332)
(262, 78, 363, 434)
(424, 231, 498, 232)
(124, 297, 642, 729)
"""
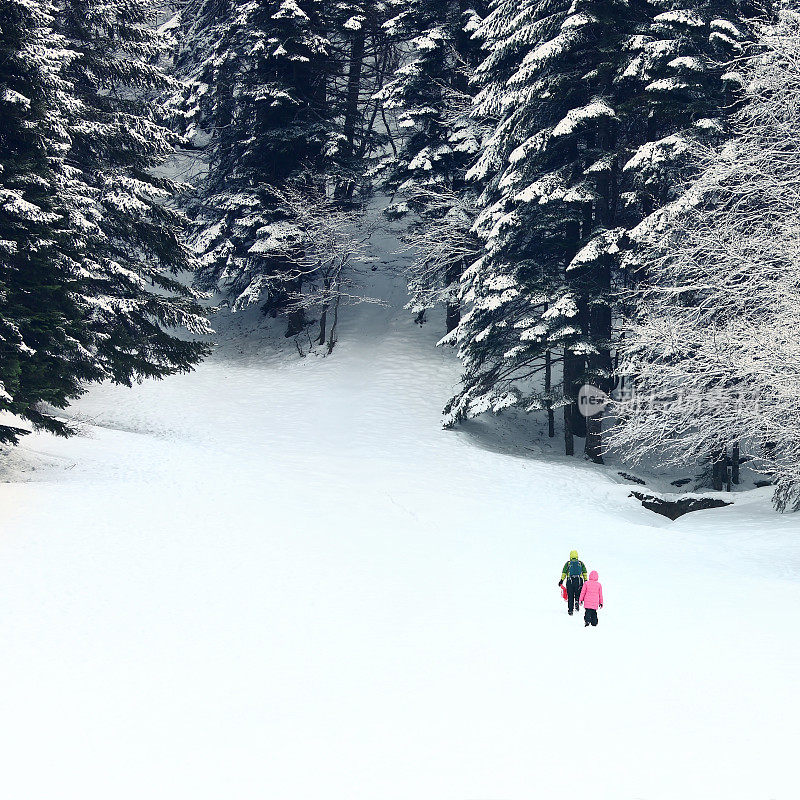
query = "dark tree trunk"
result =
(545, 349, 555, 438)
(583, 142, 616, 464)
(444, 258, 462, 333)
(570, 355, 587, 440)
(584, 413, 603, 464)
(563, 216, 586, 443)
(563, 347, 581, 456)
(563, 402, 574, 456)
(731, 442, 740, 485)
(711, 450, 727, 492)
(343, 30, 365, 156)
(286, 307, 305, 337)
(318, 274, 331, 345)
(355, 41, 394, 161)
(285, 276, 305, 337)
(446, 302, 460, 333)
(327, 289, 341, 354)
(584, 263, 613, 464)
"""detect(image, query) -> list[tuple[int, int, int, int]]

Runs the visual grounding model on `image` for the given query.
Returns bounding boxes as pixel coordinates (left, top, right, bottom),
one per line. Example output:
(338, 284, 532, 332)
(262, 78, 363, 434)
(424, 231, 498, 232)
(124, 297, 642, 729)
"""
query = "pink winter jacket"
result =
(579, 571, 603, 610)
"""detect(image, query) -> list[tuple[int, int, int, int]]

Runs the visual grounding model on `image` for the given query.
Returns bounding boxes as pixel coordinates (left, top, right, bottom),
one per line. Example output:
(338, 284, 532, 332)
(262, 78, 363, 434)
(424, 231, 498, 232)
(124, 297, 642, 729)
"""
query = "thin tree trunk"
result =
(563, 216, 585, 444)
(445, 304, 460, 332)
(545, 349, 555, 438)
(564, 403, 574, 456)
(318, 305, 328, 345)
(344, 33, 365, 154)
(355, 46, 385, 160)
(570, 329, 587, 441)
(327, 286, 341, 354)
(381, 104, 397, 157)
(584, 263, 612, 464)
(318, 274, 331, 345)
(711, 449, 727, 491)
(584, 136, 616, 464)
(584, 414, 603, 463)
(731, 442, 740, 485)
(444, 257, 463, 333)
(285, 276, 305, 337)
(563, 347, 578, 456)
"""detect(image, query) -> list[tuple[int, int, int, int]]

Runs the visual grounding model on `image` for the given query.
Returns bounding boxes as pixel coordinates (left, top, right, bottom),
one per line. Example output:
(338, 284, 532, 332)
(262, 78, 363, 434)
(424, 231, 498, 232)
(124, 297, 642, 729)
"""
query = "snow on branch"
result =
(610, 10, 800, 510)
(244, 182, 381, 353)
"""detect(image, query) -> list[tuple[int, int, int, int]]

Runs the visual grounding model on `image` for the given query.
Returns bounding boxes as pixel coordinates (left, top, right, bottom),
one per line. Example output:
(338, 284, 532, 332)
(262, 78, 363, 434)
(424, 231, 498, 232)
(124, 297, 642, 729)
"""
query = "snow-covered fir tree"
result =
(174, 0, 340, 335)
(444, 0, 646, 458)
(445, 0, 754, 461)
(610, 9, 800, 511)
(379, 0, 486, 332)
(0, 0, 101, 442)
(0, 0, 210, 444)
(54, 0, 211, 384)
(617, 0, 756, 239)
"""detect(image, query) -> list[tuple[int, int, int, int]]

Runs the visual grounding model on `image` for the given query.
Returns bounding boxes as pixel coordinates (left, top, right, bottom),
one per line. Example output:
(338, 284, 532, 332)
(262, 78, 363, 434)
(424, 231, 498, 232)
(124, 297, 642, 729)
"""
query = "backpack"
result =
(568, 559, 583, 578)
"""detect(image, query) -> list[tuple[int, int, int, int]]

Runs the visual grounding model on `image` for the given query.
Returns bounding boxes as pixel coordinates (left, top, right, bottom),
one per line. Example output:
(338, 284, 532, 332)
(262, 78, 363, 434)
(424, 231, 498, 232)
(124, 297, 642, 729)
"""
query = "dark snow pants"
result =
(566, 577, 583, 613)
(584, 608, 598, 626)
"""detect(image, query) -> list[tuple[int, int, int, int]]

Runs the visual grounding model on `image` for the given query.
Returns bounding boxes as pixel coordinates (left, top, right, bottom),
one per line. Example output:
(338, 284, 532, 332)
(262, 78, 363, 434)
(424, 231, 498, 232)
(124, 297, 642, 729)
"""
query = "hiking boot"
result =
(585, 621, 589, 627)
(568, 609, 573, 615)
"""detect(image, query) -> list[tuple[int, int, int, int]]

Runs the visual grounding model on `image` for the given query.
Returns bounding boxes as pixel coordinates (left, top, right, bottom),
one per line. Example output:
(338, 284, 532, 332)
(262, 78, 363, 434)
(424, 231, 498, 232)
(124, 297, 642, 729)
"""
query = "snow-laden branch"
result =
(396, 185, 480, 319)
(610, 10, 800, 510)
(243, 183, 381, 352)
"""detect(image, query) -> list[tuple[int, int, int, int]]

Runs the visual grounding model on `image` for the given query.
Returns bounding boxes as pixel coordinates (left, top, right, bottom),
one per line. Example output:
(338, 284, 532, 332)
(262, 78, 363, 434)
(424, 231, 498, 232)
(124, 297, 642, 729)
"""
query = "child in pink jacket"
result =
(579, 570, 603, 627)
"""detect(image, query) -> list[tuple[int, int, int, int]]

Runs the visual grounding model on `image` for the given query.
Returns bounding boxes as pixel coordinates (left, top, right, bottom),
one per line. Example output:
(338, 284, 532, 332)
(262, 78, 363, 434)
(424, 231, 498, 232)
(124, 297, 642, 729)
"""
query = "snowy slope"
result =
(0, 264, 798, 800)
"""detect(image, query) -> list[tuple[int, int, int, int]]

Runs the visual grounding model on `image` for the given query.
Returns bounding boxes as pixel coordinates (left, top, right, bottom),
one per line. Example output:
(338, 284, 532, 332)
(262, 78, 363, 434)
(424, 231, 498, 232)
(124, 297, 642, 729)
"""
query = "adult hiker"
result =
(580, 570, 604, 627)
(558, 550, 587, 616)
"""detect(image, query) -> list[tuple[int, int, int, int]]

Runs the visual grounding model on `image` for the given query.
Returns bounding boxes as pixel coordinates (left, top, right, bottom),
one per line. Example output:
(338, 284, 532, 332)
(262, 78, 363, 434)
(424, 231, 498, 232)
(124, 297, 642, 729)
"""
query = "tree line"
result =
(5, 0, 800, 508)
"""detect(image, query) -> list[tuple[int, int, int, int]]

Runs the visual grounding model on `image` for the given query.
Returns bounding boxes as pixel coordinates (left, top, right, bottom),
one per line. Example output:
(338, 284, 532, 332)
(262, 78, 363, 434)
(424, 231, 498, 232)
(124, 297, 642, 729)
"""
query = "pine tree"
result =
(0, 0, 210, 444)
(54, 0, 211, 384)
(445, 0, 753, 461)
(174, 0, 339, 334)
(618, 0, 756, 232)
(445, 0, 645, 459)
(0, 0, 100, 442)
(379, 0, 486, 332)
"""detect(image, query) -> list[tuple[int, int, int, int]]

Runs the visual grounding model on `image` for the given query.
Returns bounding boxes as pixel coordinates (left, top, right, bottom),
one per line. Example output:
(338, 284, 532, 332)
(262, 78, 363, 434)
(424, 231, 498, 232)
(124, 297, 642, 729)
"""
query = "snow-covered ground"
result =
(1, 268, 798, 800)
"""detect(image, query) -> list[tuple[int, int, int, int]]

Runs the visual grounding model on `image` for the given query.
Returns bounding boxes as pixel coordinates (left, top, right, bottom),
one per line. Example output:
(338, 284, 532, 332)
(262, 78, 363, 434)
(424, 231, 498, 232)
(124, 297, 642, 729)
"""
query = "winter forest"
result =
(2, 0, 800, 798)
(5, 0, 800, 508)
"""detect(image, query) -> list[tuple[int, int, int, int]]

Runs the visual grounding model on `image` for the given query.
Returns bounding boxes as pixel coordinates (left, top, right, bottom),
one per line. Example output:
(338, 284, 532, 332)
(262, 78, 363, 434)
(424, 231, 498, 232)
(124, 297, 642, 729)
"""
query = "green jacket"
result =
(561, 551, 587, 581)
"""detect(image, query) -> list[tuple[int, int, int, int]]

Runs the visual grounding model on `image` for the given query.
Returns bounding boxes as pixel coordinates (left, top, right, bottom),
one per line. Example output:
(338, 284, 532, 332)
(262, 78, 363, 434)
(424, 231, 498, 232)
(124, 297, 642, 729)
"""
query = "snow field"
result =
(0, 277, 798, 800)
